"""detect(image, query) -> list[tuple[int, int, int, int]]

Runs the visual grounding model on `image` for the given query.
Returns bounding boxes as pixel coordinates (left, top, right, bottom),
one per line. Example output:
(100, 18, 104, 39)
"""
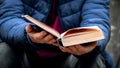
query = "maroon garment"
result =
(36, 0, 64, 58)
(45, 0, 63, 34)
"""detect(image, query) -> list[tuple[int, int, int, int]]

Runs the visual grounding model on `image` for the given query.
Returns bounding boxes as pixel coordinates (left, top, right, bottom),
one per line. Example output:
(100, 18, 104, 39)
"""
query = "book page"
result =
(22, 15, 60, 38)
(60, 26, 100, 38)
(62, 30, 104, 47)
(60, 26, 104, 47)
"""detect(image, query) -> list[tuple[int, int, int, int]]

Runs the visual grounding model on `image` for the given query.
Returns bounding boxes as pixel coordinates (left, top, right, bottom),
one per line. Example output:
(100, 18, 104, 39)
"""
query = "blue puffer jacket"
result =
(0, 0, 114, 68)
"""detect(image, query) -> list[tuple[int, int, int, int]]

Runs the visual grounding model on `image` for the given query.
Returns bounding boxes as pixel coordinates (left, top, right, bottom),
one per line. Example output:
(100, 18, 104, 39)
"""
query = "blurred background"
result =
(107, 0, 120, 68)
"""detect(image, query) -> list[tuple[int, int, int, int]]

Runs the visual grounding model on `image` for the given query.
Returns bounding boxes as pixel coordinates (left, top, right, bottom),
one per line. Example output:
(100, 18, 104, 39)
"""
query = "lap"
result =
(0, 42, 106, 68)
(63, 54, 106, 68)
(0, 42, 23, 68)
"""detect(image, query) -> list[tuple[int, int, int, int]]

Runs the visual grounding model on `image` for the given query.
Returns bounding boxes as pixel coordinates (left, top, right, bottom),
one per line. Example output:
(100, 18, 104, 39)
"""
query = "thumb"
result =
(26, 24, 33, 33)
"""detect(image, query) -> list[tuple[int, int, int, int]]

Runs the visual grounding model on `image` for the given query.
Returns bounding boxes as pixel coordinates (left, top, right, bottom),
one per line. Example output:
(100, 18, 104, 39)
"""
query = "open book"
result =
(22, 15, 105, 47)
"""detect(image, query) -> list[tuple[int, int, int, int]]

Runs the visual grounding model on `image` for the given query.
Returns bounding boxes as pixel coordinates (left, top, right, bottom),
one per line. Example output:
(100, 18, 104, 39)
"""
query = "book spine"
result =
(57, 38, 64, 47)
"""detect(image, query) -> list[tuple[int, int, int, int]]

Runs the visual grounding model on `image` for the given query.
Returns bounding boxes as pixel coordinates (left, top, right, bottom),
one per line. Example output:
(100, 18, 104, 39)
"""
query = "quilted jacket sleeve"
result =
(0, 0, 32, 49)
(80, 0, 110, 52)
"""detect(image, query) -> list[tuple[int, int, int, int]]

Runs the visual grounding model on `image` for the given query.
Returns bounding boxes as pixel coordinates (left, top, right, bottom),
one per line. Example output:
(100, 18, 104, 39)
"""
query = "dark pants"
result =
(0, 42, 106, 68)
(63, 54, 106, 68)
(0, 42, 30, 68)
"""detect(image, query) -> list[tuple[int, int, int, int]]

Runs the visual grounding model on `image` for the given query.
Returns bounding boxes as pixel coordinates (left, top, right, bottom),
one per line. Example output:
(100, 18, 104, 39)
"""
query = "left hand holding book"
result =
(25, 24, 59, 46)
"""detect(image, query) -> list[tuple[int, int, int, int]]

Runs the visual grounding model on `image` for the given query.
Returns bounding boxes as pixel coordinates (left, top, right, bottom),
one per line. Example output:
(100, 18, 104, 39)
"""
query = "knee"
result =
(0, 42, 23, 68)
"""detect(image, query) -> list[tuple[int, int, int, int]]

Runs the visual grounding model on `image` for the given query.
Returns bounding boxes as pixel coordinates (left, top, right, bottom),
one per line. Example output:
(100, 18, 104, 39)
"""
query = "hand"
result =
(59, 41, 97, 56)
(25, 25, 58, 46)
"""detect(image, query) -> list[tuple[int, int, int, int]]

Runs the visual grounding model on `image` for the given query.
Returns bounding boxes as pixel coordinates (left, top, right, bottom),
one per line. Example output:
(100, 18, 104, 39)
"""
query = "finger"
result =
(26, 24, 40, 33)
(35, 31, 48, 39)
(74, 42, 97, 55)
(28, 31, 48, 43)
(29, 31, 47, 39)
(26, 25, 33, 33)
(34, 31, 48, 43)
(43, 34, 54, 42)
(74, 45, 85, 54)
(66, 46, 78, 53)
(59, 46, 67, 52)
(82, 41, 97, 51)
(59, 46, 72, 53)
(48, 39, 56, 44)
(52, 43, 59, 47)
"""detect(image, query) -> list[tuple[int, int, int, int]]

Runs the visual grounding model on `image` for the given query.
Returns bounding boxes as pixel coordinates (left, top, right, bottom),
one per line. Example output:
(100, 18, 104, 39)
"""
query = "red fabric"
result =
(36, 0, 63, 58)
(51, 16, 63, 34)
